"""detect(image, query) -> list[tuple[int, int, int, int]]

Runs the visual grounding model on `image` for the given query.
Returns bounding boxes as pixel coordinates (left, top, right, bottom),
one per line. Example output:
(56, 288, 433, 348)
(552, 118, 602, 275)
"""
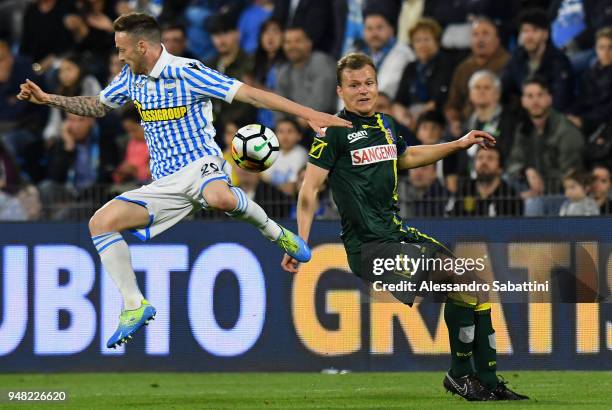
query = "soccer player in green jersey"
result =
(281, 53, 528, 401)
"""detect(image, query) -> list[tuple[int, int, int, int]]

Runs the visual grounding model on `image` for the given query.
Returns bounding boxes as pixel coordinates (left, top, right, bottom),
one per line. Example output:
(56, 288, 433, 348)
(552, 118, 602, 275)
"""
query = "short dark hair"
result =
(476, 145, 503, 168)
(336, 52, 377, 86)
(113, 13, 161, 43)
(519, 8, 549, 31)
(276, 116, 302, 135)
(60, 51, 83, 67)
(285, 25, 310, 40)
(591, 164, 611, 176)
(471, 15, 500, 36)
(522, 76, 550, 93)
(563, 169, 592, 187)
(416, 110, 446, 130)
(596, 26, 612, 42)
(363, 10, 394, 28)
(207, 11, 238, 34)
(409, 17, 442, 44)
(161, 23, 186, 36)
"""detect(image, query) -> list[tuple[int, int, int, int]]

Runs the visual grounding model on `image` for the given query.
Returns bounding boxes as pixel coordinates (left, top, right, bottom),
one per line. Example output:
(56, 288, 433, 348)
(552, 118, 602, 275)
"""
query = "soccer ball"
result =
(231, 124, 280, 172)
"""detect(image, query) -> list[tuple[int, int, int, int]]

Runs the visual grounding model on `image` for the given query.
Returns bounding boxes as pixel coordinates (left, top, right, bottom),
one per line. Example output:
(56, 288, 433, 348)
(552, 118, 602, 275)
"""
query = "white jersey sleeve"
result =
(180, 62, 243, 104)
(99, 65, 131, 108)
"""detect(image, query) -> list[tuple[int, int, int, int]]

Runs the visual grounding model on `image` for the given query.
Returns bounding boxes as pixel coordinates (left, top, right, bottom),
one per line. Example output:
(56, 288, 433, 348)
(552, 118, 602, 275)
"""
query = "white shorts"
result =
(113, 155, 232, 241)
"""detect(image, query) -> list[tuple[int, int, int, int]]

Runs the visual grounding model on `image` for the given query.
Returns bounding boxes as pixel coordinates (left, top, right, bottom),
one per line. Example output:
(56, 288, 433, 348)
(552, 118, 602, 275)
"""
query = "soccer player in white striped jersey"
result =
(17, 12, 352, 349)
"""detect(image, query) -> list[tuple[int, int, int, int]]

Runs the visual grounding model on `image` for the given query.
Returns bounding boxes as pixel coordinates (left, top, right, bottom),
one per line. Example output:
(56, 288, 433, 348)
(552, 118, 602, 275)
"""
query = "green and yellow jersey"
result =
(308, 109, 411, 273)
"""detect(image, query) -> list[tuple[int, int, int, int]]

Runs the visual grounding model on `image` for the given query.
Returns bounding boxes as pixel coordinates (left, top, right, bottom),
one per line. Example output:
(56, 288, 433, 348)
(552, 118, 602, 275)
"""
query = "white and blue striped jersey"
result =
(99, 45, 242, 179)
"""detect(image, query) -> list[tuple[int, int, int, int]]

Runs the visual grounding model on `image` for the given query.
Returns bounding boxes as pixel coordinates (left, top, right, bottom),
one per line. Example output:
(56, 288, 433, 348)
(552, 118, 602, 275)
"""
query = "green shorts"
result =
(347, 226, 453, 305)
(347, 226, 452, 276)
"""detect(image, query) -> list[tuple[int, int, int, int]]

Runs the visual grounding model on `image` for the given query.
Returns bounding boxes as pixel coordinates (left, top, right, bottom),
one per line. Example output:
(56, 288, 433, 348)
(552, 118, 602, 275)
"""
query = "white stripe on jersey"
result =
(99, 45, 242, 180)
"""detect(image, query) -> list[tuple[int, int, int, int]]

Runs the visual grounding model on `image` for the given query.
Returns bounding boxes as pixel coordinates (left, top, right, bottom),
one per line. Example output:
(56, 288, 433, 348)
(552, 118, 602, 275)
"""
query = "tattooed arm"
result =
(17, 79, 113, 118)
(47, 95, 113, 117)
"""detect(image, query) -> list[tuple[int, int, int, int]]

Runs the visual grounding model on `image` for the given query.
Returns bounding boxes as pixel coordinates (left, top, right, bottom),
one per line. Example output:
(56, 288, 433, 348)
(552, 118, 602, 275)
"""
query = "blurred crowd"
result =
(0, 0, 611, 221)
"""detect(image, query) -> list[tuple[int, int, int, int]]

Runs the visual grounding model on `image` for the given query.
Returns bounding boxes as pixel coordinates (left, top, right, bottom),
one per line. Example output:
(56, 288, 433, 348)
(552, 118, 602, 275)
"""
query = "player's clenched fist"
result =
(17, 79, 49, 105)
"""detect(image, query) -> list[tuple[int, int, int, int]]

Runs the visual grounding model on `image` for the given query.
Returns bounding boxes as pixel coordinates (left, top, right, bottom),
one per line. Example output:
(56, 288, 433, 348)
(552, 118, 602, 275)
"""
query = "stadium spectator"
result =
(107, 52, 123, 84)
(157, 0, 191, 26)
(507, 78, 584, 192)
(43, 52, 102, 141)
(0, 140, 22, 194)
(183, 1, 218, 61)
(363, 1, 403, 29)
(453, 146, 523, 217)
(235, 164, 292, 218)
(20, 0, 76, 73)
(112, 109, 150, 185)
(400, 163, 450, 217)
(116, 0, 163, 18)
(567, 27, 612, 136)
(275, 27, 337, 124)
(395, 18, 454, 120)
(63, 0, 117, 83)
(0, 38, 46, 182)
(272, 0, 342, 57)
(0, 38, 45, 135)
(415, 110, 459, 193)
(16, 184, 42, 221)
(549, 0, 612, 71)
(583, 124, 612, 171)
(338, 0, 365, 56)
(39, 112, 116, 219)
(459, 70, 516, 177)
(262, 117, 307, 196)
(445, 17, 509, 136)
(386, 97, 414, 129)
(238, 0, 274, 54)
(206, 11, 257, 132)
(0, 160, 42, 220)
(161, 24, 197, 59)
(252, 18, 286, 128)
(0, 173, 42, 221)
(501, 8, 574, 112)
(356, 11, 414, 99)
(43, 113, 115, 190)
(252, 18, 286, 86)
(0, 190, 28, 220)
(559, 169, 599, 216)
(423, 0, 519, 49)
(590, 165, 612, 214)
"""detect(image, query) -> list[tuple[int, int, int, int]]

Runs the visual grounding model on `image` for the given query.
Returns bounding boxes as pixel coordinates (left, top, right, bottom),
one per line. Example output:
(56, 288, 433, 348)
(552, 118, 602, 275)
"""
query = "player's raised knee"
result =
(204, 189, 237, 212)
(89, 209, 121, 235)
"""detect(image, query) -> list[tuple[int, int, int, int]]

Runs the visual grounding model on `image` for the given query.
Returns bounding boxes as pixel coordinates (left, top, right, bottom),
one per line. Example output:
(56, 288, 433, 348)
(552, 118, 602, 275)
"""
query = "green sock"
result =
(444, 300, 475, 378)
(474, 307, 498, 389)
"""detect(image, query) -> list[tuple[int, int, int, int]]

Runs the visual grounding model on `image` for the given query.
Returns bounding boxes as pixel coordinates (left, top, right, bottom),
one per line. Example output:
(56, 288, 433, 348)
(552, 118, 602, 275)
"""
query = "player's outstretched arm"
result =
(234, 84, 352, 135)
(281, 163, 329, 273)
(398, 130, 495, 169)
(17, 79, 112, 118)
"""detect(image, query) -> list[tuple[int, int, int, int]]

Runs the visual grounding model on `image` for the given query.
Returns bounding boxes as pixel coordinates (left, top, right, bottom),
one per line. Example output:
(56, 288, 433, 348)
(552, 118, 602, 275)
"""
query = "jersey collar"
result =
(342, 109, 379, 121)
(148, 44, 172, 79)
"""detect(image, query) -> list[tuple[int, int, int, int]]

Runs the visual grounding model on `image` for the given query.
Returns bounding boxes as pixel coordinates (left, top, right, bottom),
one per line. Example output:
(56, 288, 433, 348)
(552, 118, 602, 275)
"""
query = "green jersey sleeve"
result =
(307, 127, 344, 170)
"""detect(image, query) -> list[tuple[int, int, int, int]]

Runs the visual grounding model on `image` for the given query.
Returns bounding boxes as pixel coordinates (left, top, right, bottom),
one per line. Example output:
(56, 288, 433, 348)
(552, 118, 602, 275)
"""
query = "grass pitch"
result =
(0, 371, 610, 409)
